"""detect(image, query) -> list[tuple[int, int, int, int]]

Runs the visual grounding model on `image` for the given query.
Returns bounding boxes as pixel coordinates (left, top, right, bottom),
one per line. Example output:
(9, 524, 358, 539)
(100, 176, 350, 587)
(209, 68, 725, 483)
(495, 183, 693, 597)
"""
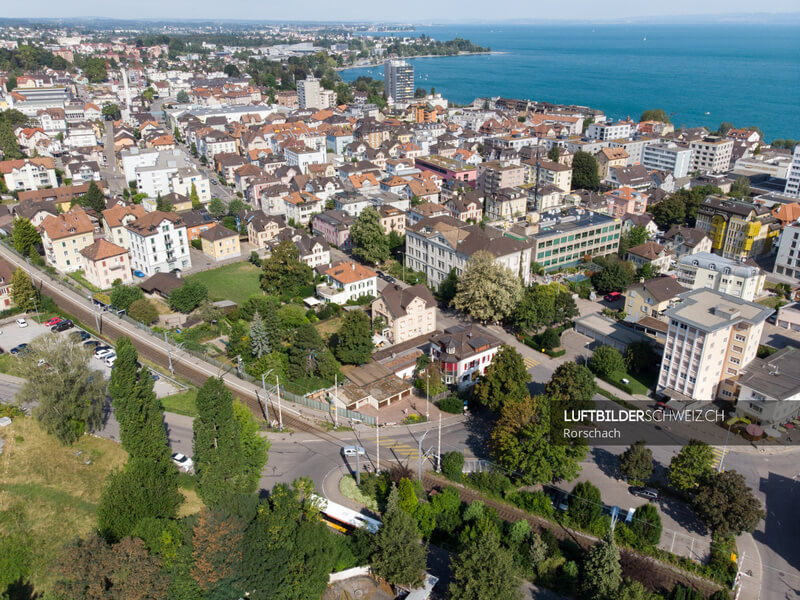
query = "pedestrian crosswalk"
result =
(710, 446, 724, 471)
(377, 437, 420, 460)
(523, 356, 539, 370)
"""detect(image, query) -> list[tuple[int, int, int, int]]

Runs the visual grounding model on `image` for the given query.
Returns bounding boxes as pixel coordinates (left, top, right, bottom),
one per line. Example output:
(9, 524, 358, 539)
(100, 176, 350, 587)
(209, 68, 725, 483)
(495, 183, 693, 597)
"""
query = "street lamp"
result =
(426, 370, 430, 421)
(417, 429, 429, 482)
(29, 296, 39, 323)
(718, 422, 733, 473)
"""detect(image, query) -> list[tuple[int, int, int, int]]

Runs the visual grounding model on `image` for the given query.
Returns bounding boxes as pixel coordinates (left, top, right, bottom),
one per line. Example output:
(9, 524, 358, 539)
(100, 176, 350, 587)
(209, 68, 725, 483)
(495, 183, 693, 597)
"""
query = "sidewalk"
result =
(735, 532, 762, 600)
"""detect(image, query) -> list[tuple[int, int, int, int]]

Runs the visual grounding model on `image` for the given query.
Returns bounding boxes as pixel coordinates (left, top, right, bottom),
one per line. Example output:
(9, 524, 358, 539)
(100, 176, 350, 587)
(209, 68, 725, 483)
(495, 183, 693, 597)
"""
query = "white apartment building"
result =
(284, 145, 326, 174)
(586, 121, 634, 141)
(784, 145, 800, 197)
(126, 211, 192, 276)
(283, 191, 325, 225)
(316, 260, 378, 304)
(199, 131, 236, 161)
(122, 148, 210, 201)
(642, 142, 693, 178)
(677, 251, 765, 301)
(297, 77, 322, 110)
(773, 219, 800, 281)
(657, 288, 773, 402)
(0, 158, 58, 191)
(689, 136, 734, 173)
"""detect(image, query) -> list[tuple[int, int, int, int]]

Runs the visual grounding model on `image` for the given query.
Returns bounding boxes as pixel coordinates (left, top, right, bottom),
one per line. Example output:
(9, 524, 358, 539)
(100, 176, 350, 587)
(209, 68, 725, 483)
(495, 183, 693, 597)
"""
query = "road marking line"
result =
(523, 356, 539, 369)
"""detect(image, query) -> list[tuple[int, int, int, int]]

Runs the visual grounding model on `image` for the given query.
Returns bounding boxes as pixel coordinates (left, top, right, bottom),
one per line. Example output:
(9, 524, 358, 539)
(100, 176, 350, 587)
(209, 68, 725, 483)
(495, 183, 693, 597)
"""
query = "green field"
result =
(160, 388, 199, 417)
(187, 261, 263, 305)
(606, 370, 654, 395)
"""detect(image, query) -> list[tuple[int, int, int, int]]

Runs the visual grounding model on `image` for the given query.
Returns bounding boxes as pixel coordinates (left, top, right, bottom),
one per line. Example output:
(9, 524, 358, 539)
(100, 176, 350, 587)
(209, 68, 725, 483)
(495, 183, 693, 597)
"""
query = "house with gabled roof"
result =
(372, 283, 436, 345)
(80, 239, 132, 288)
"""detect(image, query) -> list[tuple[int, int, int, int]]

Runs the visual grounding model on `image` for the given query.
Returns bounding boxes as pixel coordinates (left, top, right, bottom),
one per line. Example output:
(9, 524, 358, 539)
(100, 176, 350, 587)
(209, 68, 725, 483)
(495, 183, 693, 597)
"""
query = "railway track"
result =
(422, 473, 723, 599)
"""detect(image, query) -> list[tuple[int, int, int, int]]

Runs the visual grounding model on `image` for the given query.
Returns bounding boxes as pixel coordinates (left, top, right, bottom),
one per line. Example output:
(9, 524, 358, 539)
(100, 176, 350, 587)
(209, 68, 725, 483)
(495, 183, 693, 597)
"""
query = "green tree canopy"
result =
(572, 150, 601, 191)
(11, 217, 40, 255)
(448, 528, 522, 600)
(208, 197, 226, 218)
(75, 181, 106, 212)
(589, 345, 626, 378)
(437, 268, 459, 305)
(288, 322, 340, 380)
(473, 345, 531, 412)
(514, 283, 578, 331)
(581, 533, 622, 600)
(545, 361, 597, 410)
(169, 279, 208, 313)
(10, 268, 37, 312)
(177, 90, 190, 103)
(128, 298, 158, 324)
(260, 240, 313, 296)
(631, 502, 662, 546)
(693, 470, 765, 536)
(548, 145, 560, 162)
(568, 481, 603, 529)
(669, 439, 714, 493)
(591, 261, 633, 295)
(619, 440, 654, 485)
(331, 309, 373, 365)
(452, 251, 523, 323)
(110, 284, 144, 311)
(350, 206, 389, 265)
(17, 336, 105, 445)
(640, 109, 671, 123)
(371, 485, 428, 588)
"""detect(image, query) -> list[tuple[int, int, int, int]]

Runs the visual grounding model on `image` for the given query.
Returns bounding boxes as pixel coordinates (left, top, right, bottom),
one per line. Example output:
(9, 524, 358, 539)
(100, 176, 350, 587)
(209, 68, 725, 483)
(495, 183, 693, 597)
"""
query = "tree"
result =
(242, 481, 335, 600)
(101, 103, 120, 121)
(619, 441, 653, 484)
(169, 279, 208, 313)
(350, 206, 389, 265)
(540, 327, 560, 350)
(189, 181, 201, 209)
(694, 470, 765, 535)
(371, 485, 428, 588)
(452, 251, 523, 323)
(192, 509, 246, 597)
(232, 399, 270, 493)
(10, 268, 37, 312)
(636, 263, 656, 280)
(649, 196, 686, 229)
(730, 176, 750, 199)
(473, 345, 531, 412)
(716, 122, 734, 136)
(437, 268, 459, 305)
(85, 57, 108, 82)
(17, 336, 105, 445)
(628, 224, 650, 247)
(568, 481, 603, 528)
(415, 362, 447, 396)
(625, 341, 657, 374)
(208, 197, 226, 218)
(110, 284, 144, 311)
(631, 503, 662, 546)
(11, 217, 40, 255)
(331, 309, 373, 364)
(75, 181, 105, 212)
(572, 150, 601, 190)
(288, 322, 339, 380)
(491, 396, 587, 484)
(547, 145, 560, 161)
(581, 533, 622, 600)
(128, 298, 158, 324)
(442, 451, 465, 481)
(249, 311, 271, 358)
(448, 528, 521, 600)
(223, 63, 241, 78)
(669, 440, 714, 493)
(193, 378, 251, 507)
(589, 344, 626, 378)
(108, 336, 139, 422)
(260, 240, 313, 296)
(177, 90, 190, 103)
(53, 535, 169, 600)
(228, 198, 246, 216)
(591, 261, 633, 295)
(640, 109, 670, 123)
(156, 193, 173, 212)
(545, 361, 597, 410)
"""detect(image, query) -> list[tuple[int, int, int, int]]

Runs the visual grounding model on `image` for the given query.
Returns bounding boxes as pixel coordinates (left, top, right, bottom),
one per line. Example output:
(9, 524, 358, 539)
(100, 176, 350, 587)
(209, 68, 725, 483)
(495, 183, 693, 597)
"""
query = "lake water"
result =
(341, 24, 800, 141)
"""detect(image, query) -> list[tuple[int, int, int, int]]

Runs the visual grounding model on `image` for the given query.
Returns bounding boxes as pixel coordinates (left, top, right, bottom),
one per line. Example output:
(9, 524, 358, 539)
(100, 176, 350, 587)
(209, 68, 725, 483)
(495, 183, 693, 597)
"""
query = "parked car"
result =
(603, 291, 623, 303)
(44, 317, 62, 327)
(71, 330, 91, 341)
(51, 320, 74, 332)
(629, 486, 659, 501)
(133, 270, 146, 278)
(9, 343, 28, 355)
(171, 453, 194, 473)
(94, 346, 114, 359)
(105, 354, 117, 367)
(83, 340, 102, 349)
(16, 318, 28, 328)
(342, 446, 366, 457)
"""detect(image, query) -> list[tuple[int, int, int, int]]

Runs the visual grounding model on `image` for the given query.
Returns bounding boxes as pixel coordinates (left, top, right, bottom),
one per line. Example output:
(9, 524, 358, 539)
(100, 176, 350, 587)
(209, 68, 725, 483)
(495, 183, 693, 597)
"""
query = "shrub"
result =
(437, 394, 462, 414)
(540, 327, 561, 350)
(128, 299, 158, 325)
(507, 490, 554, 518)
(442, 451, 464, 482)
(465, 470, 513, 498)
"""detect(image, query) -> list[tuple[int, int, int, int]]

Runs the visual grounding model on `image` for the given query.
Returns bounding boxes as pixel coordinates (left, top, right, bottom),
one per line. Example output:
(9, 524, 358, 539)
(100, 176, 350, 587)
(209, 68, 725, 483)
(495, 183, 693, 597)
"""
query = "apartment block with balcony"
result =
(642, 142, 692, 178)
(0, 157, 58, 191)
(477, 160, 526, 194)
(695, 195, 780, 260)
(39, 206, 94, 273)
(624, 277, 689, 324)
(783, 145, 800, 197)
(689, 136, 734, 173)
(773, 219, 800, 282)
(656, 288, 773, 402)
(677, 252, 765, 301)
(126, 211, 191, 276)
(523, 158, 573, 192)
(316, 260, 377, 304)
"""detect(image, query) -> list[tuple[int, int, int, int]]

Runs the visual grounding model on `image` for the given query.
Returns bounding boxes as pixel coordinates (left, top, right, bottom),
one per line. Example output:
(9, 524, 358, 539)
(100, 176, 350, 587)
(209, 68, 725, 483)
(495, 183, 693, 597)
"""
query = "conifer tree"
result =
(371, 485, 428, 587)
(249, 311, 271, 358)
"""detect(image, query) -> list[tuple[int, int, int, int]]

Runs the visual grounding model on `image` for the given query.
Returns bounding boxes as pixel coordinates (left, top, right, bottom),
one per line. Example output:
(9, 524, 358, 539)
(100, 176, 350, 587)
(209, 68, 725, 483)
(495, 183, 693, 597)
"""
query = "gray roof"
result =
(736, 347, 800, 400)
(665, 288, 774, 333)
(376, 283, 436, 318)
(678, 251, 762, 278)
(663, 225, 708, 248)
(629, 277, 689, 303)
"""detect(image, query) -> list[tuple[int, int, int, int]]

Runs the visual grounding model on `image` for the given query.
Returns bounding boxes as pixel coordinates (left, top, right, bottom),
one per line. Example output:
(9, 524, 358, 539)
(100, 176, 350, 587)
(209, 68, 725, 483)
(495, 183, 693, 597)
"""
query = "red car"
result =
(44, 317, 62, 327)
(603, 291, 623, 303)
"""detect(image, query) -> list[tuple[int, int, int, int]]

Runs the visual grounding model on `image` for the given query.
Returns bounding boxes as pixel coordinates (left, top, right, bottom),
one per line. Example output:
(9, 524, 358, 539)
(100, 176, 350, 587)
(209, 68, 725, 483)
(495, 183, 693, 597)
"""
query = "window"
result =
(729, 357, 741, 365)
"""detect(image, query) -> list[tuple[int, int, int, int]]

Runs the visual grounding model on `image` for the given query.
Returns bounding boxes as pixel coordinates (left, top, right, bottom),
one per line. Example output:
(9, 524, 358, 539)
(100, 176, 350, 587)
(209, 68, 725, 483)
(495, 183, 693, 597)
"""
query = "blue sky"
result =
(4, 1, 799, 22)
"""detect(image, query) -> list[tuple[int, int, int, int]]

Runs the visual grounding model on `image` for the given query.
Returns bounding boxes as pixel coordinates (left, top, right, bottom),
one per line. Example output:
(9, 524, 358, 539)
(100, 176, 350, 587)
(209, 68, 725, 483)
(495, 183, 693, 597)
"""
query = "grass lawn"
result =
(187, 262, 262, 305)
(0, 417, 203, 593)
(0, 353, 22, 376)
(160, 388, 198, 417)
(339, 475, 378, 511)
(758, 296, 786, 309)
(606, 370, 653, 395)
(314, 316, 342, 341)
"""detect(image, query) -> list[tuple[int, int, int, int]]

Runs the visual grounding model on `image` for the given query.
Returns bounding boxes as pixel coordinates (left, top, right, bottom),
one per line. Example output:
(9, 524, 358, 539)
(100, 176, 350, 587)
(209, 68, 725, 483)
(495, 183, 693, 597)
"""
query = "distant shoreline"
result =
(335, 51, 505, 72)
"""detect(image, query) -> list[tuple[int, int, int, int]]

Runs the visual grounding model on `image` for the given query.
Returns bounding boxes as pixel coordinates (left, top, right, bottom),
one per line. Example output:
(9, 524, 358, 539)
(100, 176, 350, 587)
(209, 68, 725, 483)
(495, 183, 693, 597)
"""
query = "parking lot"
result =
(0, 315, 179, 397)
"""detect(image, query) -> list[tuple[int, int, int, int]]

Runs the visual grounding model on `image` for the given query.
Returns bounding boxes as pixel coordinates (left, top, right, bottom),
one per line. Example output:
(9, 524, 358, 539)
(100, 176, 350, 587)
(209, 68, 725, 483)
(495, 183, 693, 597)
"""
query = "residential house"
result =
(624, 277, 689, 324)
(377, 205, 406, 236)
(444, 190, 483, 222)
(247, 213, 285, 249)
(656, 288, 773, 402)
(199, 224, 241, 262)
(0, 157, 58, 191)
(596, 147, 629, 180)
(406, 202, 449, 226)
(283, 191, 324, 225)
(0, 259, 14, 308)
(293, 231, 331, 269)
(312, 210, 354, 249)
(735, 347, 800, 426)
(39, 206, 94, 273)
(181, 210, 214, 241)
(626, 241, 673, 274)
(477, 161, 526, 194)
(677, 252, 765, 301)
(608, 164, 652, 192)
(101, 203, 147, 249)
(690, 136, 734, 173)
(484, 188, 527, 221)
(79, 239, 132, 289)
(429, 324, 502, 389)
(695, 195, 780, 260)
(126, 211, 192, 276)
(662, 226, 712, 258)
(316, 260, 378, 304)
(372, 283, 437, 345)
(604, 187, 649, 218)
(524, 158, 573, 193)
(14, 198, 58, 226)
(772, 218, 800, 281)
